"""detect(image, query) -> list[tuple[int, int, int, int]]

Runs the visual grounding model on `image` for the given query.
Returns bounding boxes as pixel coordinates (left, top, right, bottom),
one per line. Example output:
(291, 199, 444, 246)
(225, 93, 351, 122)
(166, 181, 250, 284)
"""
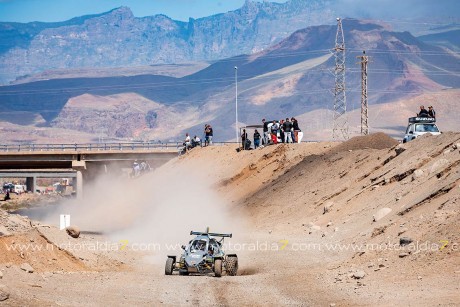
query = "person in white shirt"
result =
(184, 133, 191, 151)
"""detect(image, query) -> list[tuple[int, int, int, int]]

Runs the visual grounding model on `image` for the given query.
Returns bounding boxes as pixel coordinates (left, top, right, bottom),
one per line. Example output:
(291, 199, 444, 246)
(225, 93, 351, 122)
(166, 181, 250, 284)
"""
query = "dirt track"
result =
(1, 133, 459, 306)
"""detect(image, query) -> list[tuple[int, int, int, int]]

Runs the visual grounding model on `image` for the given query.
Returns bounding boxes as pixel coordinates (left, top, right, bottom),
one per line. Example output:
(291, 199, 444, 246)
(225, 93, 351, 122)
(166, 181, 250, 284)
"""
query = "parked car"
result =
(13, 185, 25, 194)
(403, 117, 440, 143)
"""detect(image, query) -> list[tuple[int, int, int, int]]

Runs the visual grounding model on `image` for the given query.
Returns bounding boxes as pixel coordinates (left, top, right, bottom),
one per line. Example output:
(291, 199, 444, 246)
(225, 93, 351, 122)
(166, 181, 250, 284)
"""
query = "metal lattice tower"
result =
(357, 51, 369, 135)
(333, 18, 349, 140)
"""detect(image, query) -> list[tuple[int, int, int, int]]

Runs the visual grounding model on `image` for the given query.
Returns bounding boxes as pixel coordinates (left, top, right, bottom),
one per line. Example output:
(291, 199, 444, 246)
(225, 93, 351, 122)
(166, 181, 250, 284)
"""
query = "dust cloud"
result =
(46, 161, 246, 259)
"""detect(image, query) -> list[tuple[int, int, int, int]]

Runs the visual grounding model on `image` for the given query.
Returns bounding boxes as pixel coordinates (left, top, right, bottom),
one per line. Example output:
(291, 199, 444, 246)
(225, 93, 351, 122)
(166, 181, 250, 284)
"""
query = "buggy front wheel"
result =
(165, 258, 174, 275)
(214, 259, 222, 277)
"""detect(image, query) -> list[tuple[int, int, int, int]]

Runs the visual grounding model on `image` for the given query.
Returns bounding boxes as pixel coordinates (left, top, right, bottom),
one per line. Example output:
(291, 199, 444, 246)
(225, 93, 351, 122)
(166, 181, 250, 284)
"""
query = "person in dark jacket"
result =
(428, 106, 436, 118)
(417, 105, 429, 117)
(241, 129, 248, 150)
(254, 129, 261, 149)
(292, 117, 301, 143)
(283, 118, 293, 143)
(3, 190, 10, 201)
(262, 118, 269, 145)
(279, 119, 285, 143)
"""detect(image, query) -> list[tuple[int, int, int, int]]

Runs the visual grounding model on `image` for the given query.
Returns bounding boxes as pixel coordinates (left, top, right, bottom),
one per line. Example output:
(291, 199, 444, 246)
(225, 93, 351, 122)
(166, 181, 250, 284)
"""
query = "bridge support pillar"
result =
(76, 171, 83, 200)
(26, 176, 36, 193)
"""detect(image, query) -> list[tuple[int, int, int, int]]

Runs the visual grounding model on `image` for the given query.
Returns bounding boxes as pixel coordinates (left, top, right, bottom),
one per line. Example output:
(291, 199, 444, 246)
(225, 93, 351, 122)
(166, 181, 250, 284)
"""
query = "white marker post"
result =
(60, 214, 70, 230)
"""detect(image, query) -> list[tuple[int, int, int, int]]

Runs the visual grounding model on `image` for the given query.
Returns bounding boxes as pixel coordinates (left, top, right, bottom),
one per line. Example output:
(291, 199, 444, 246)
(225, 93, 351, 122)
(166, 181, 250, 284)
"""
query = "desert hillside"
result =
(0, 132, 459, 305)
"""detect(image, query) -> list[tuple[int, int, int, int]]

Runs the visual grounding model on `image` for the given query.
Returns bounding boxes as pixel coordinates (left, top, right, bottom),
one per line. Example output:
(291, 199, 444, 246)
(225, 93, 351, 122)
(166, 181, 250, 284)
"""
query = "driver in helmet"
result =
(193, 240, 206, 251)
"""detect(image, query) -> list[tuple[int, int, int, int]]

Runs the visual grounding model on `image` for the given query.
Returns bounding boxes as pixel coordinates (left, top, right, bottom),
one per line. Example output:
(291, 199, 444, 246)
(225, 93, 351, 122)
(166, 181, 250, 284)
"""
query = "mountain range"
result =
(0, 17, 458, 143)
(0, 0, 338, 85)
(1, 0, 458, 85)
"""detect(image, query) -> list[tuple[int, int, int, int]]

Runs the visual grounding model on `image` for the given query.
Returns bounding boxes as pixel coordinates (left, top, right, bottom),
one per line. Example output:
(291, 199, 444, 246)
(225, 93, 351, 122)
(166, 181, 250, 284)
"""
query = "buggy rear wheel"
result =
(214, 259, 222, 277)
(226, 256, 238, 276)
(165, 258, 174, 275)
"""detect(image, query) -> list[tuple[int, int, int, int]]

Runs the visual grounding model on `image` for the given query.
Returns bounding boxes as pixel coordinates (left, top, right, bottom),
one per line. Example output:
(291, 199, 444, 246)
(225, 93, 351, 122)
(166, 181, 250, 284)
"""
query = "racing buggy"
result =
(165, 229, 238, 277)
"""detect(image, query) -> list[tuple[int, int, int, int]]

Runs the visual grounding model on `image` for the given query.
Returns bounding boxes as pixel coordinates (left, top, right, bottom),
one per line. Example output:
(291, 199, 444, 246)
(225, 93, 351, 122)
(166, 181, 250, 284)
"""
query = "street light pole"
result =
(235, 66, 239, 145)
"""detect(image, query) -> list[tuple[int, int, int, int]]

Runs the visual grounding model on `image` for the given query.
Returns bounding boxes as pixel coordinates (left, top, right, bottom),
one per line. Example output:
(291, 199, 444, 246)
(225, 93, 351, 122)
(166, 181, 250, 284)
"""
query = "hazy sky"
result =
(0, 0, 287, 23)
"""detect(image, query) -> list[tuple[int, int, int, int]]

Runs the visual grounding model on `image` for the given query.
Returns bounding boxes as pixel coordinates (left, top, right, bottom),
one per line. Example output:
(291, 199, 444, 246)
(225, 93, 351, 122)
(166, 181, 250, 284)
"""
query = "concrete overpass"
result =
(0, 143, 179, 198)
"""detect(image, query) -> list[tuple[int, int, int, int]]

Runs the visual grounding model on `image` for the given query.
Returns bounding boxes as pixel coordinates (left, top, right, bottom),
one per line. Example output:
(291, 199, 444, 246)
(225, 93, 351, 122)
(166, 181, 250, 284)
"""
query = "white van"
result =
(13, 185, 25, 195)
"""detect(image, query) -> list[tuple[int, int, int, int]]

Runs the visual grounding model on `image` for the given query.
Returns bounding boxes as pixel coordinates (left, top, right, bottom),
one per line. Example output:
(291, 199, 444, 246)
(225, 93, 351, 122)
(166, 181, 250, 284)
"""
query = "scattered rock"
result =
(20, 263, 34, 273)
(372, 225, 387, 237)
(398, 228, 408, 236)
(0, 285, 9, 301)
(399, 253, 409, 258)
(323, 202, 334, 214)
(0, 271, 3, 279)
(412, 169, 424, 180)
(352, 270, 366, 279)
(378, 264, 385, 268)
(329, 304, 336, 307)
(417, 276, 422, 280)
(394, 144, 406, 155)
(400, 237, 413, 246)
(429, 159, 449, 174)
(373, 208, 392, 222)
(249, 163, 257, 170)
(299, 171, 305, 176)
(268, 230, 272, 234)
(327, 221, 333, 227)
(334, 227, 339, 232)
(66, 226, 81, 238)
(0, 225, 11, 237)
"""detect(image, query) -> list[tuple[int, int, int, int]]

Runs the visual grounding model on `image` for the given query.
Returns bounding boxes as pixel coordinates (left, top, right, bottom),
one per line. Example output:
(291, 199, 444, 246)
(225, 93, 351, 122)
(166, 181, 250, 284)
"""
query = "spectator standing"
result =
(204, 125, 210, 146)
(254, 129, 261, 149)
(283, 118, 293, 143)
(262, 119, 269, 145)
(241, 129, 248, 150)
(208, 125, 213, 145)
(270, 120, 279, 138)
(279, 119, 285, 143)
(292, 117, 301, 143)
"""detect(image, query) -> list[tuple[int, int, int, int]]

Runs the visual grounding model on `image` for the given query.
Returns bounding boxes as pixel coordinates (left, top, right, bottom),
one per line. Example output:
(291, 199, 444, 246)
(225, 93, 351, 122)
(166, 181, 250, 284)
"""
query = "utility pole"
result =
(234, 66, 239, 145)
(333, 17, 349, 140)
(357, 51, 369, 135)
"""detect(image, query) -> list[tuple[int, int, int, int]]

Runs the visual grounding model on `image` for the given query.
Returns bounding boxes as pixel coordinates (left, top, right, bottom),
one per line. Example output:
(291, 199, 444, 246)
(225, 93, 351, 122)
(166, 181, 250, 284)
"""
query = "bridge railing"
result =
(0, 142, 237, 152)
(0, 142, 182, 152)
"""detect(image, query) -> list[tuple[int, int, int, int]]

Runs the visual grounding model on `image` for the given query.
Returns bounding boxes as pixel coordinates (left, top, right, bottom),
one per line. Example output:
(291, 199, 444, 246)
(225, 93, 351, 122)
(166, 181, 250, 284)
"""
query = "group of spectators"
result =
(417, 105, 436, 118)
(241, 117, 302, 150)
(182, 124, 214, 154)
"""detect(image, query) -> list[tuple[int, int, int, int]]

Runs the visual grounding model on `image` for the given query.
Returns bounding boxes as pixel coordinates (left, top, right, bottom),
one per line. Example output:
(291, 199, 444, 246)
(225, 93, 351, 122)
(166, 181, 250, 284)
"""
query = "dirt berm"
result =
(0, 132, 458, 305)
